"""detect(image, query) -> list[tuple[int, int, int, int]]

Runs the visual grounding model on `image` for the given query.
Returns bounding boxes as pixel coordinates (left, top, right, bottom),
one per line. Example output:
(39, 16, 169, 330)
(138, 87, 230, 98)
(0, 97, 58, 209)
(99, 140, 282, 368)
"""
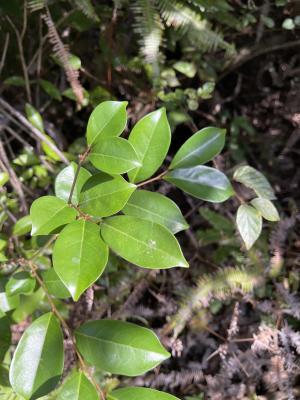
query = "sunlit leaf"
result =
(236, 204, 262, 250)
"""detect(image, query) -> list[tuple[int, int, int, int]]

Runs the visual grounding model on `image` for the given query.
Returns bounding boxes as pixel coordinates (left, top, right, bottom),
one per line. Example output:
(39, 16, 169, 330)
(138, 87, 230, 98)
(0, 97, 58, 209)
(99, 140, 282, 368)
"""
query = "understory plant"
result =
(1, 101, 279, 399)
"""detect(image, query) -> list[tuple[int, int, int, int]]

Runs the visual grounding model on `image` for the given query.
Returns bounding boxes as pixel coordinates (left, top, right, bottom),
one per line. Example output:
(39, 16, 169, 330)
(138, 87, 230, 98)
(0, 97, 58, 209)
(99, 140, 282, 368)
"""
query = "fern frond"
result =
(43, 10, 85, 106)
(72, 0, 100, 22)
(28, 0, 45, 12)
(157, 0, 234, 54)
(168, 265, 263, 337)
(131, 0, 163, 63)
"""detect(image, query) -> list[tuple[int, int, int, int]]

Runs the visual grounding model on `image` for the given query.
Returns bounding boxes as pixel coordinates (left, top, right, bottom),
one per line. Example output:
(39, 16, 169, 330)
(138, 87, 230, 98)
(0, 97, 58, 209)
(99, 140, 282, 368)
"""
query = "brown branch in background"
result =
(42, 8, 84, 107)
(0, 33, 10, 76)
(0, 98, 69, 164)
(0, 140, 28, 214)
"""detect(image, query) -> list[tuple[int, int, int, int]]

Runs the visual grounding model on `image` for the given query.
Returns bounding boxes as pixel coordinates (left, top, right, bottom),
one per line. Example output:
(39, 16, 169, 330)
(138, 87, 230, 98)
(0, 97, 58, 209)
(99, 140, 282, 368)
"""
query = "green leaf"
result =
(0, 312, 11, 361)
(39, 79, 62, 101)
(236, 204, 262, 250)
(55, 162, 91, 206)
(88, 137, 141, 174)
(233, 165, 275, 200)
(75, 320, 170, 376)
(9, 312, 64, 400)
(13, 215, 32, 236)
(5, 272, 35, 296)
(173, 61, 196, 78)
(0, 171, 9, 187)
(112, 387, 181, 400)
(128, 108, 171, 183)
(12, 288, 45, 323)
(4, 76, 26, 86)
(79, 173, 136, 217)
(53, 220, 108, 301)
(165, 166, 234, 203)
(101, 215, 188, 269)
(41, 134, 61, 162)
(250, 198, 280, 222)
(30, 196, 77, 236)
(56, 370, 98, 400)
(0, 278, 19, 313)
(170, 127, 226, 169)
(123, 190, 188, 234)
(25, 103, 45, 133)
(86, 101, 128, 145)
(41, 269, 71, 299)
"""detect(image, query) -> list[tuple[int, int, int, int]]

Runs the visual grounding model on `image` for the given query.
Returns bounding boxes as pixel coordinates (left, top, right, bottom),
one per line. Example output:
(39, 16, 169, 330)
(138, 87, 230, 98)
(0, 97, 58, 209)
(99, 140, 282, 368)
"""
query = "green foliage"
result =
(56, 370, 98, 400)
(112, 387, 180, 399)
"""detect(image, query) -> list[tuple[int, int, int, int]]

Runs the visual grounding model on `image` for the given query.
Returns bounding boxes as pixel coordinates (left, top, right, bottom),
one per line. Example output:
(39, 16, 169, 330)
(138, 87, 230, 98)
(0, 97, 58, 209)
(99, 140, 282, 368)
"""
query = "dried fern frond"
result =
(167, 265, 263, 337)
(28, 0, 45, 12)
(43, 10, 84, 106)
(131, 0, 163, 63)
(72, 0, 100, 22)
(157, 0, 234, 54)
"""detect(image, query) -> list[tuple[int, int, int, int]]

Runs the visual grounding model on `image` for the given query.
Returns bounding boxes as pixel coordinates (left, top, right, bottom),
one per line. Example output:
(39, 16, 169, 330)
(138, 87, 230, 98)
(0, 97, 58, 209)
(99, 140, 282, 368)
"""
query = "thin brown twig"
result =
(68, 146, 91, 204)
(136, 170, 168, 188)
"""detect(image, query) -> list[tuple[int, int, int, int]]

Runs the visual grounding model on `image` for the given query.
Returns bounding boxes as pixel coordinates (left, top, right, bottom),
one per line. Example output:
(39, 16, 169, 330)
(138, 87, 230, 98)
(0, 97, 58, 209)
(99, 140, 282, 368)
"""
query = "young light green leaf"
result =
(0, 171, 9, 187)
(88, 137, 141, 174)
(0, 312, 11, 361)
(12, 215, 32, 236)
(5, 272, 35, 296)
(236, 204, 262, 250)
(41, 269, 71, 299)
(55, 162, 91, 205)
(75, 320, 170, 376)
(170, 127, 226, 169)
(112, 387, 181, 400)
(56, 370, 98, 400)
(25, 103, 45, 133)
(128, 108, 171, 183)
(101, 215, 188, 269)
(173, 61, 196, 78)
(165, 166, 234, 203)
(9, 312, 64, 400)
(12, 288, 45, 323)
(122, 190, 188, 234)
(41, 134, 61, 162)
(53, 220, 108, 301)
(79, 173, 136, 217)
(30, 196, 77, 236)
(86, 101, 128, 145)
(250, 198, 280, 222)
(233, 165, 275, 200)
(0, 278, 20, 313)
(39, 79, 62, 101)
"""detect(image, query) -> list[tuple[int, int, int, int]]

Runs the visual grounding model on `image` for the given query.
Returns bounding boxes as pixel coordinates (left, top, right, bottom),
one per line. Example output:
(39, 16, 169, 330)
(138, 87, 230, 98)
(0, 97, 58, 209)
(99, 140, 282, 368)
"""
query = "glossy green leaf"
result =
(0, 278, 19, 313)
(30, 196, 77, 236)
(79, 173, 136, 217)
(53, 220, 108, 301)
(170, 127, 226, 169)
(12, 215, 32, 236)
(112, 387, 180, 400)
(5, 272, 35, 296)
(128, 108, 171, 183)
(101, 215, 188, 269)
(233, 165, 275, 200)
(250, 198, 280, 222)
(10, 312, 64, 400)
(0, 171, 9, 187)
(55, 162, 91, 205)
(86, 101, 128, 145)
(123, 190, 188, 233)
(39, 79, 62, 101)
(165, 166, 234, 203)
(41, 134, 61, 162)
(0, 312, 11, 361)
(25, 103, 45, 133)
(89, 137, 141, 174)
(75, 320, 170, 376)
(56, 370, 98, 400)
(236, 204, 262, 250)
(41, 269, 71, 299)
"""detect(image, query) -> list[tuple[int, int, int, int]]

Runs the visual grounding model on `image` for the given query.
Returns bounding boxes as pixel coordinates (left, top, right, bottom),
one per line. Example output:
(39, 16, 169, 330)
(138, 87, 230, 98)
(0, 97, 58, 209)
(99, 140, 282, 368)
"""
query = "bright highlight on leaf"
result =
(170, 126, 226, 169)
(75, 319, 170, 376)
(250, 198, 280, 222)
(56, 370, 98, 400)
(165, 166, 234, 203)
(53, 219, 108, 301)
(9, 312, 64, 400)
(101, 215, 188, 269)
(236, 204, 262, 250)
(86, 100, 128, 145)
(30, 196, 77, 236)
